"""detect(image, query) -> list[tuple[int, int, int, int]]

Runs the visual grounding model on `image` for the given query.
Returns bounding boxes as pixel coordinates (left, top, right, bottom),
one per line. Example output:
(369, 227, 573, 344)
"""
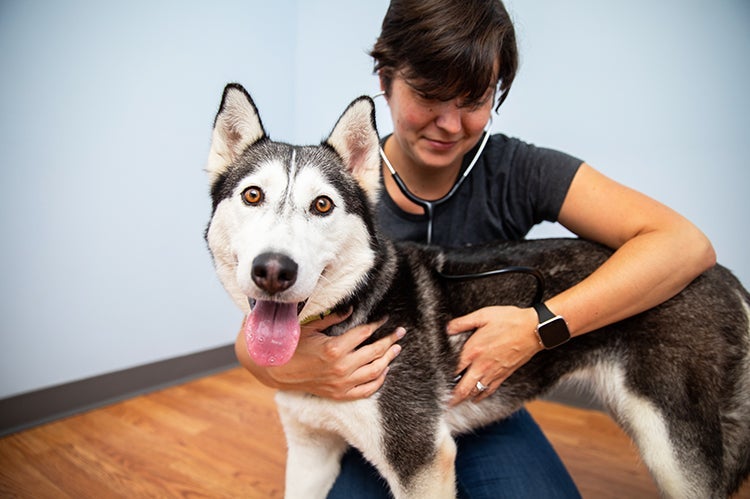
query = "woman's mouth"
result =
(424, 138, 459, 152)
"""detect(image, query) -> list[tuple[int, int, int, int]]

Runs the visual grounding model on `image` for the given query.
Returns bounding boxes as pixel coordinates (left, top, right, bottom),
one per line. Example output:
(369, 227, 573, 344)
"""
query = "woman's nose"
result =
(433, 103, 462, 134)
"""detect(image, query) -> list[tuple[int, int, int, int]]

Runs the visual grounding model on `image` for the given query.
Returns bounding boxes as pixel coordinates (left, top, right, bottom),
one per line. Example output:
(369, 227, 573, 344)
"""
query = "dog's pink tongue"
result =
(245, 301, 300, 366)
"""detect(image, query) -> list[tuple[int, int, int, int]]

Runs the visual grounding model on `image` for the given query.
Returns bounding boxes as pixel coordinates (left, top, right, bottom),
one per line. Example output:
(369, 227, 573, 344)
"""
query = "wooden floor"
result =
(1, 367, 748, 498)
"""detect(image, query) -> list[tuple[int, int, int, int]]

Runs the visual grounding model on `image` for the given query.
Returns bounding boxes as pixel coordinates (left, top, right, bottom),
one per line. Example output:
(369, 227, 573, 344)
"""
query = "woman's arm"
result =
(235, 312, 406, 400)
(550, 163, 716, 334)
(448, 163, 716, 404)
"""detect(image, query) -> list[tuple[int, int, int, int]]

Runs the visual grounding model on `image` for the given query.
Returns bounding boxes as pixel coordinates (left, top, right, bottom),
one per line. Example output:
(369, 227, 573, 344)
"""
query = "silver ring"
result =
(475, 381, 489, 392)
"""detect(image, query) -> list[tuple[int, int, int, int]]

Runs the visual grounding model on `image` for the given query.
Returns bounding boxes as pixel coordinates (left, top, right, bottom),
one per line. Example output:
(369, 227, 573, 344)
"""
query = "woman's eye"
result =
(242, 186, 264, 205)
(311, 196, 334, 215)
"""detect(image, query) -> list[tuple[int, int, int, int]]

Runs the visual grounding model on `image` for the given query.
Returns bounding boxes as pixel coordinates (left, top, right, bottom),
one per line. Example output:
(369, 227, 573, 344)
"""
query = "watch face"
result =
(539, 317, 570, 348)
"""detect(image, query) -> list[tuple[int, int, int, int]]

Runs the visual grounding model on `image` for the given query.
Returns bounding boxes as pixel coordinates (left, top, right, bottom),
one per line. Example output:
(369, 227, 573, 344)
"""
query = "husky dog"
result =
(205, 83, 750, 498)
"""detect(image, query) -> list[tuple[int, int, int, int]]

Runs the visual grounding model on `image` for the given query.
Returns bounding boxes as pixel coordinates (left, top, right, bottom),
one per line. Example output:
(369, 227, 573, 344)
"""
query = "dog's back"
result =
(367, 239, 750, 498)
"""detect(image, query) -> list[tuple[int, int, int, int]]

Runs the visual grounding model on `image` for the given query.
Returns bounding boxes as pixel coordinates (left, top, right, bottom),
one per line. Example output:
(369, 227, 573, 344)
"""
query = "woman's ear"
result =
(378, 70, 390, 100)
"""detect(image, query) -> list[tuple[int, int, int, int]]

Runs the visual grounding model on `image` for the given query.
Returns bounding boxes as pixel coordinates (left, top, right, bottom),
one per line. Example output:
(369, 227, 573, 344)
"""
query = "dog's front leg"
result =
(283, 426, 347, 499)
(276, 394, 348, 499)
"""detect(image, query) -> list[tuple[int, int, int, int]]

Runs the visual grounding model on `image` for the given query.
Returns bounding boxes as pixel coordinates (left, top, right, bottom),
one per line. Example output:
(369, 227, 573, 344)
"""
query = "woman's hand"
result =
(446, 306, 541, 406)
(235, 310, 405, 400)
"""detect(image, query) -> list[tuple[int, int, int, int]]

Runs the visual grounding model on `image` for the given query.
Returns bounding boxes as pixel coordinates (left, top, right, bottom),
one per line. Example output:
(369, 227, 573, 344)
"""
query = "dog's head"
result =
(205, 84, 381, 366)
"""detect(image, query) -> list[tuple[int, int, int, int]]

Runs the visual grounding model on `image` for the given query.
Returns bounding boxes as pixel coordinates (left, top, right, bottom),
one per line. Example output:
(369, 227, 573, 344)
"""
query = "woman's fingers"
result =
(325, 324, 406, 400)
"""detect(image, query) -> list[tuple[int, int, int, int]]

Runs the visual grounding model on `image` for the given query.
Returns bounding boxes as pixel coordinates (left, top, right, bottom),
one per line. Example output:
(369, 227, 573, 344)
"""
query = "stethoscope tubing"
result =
(377, 117, 492, 245)
(374, 84, 494, 245)
(372, 92, 546, 300)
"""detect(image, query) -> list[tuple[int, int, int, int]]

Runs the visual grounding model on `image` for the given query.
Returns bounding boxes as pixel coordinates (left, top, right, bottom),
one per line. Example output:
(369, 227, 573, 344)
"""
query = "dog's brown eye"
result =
(312, 196, 334, 215)
(242, 186, 264, 206)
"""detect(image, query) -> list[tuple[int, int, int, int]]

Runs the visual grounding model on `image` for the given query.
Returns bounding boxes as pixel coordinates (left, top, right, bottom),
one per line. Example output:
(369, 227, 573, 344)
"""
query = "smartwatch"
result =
(533, 302, 570, 349)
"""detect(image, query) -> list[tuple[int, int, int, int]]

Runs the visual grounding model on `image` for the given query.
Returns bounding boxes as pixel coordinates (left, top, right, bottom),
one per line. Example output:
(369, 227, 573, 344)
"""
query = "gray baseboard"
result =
(0, 344, 238, 437)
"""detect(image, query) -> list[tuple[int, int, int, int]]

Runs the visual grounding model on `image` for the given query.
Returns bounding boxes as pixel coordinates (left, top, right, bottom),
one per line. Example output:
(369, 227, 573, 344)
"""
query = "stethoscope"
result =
(372, 91, 492, 246)
(372, 91, 546, 307)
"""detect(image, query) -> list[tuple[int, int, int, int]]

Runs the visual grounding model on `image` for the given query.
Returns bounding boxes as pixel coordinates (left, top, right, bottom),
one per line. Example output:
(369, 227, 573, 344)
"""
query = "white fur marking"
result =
(569, 361, 701, 498)
(206, 160, 375, 319)
(276, 393, 387, 497)
(286, 149, 297, 207)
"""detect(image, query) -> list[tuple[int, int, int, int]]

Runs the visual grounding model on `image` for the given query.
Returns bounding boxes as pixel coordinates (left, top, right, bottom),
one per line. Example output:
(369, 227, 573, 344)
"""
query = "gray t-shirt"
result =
(376, 134, 582, 247)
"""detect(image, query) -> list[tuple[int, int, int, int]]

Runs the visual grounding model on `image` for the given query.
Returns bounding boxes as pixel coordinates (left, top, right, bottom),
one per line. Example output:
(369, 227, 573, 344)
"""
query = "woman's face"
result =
(383, 74, 495, 172)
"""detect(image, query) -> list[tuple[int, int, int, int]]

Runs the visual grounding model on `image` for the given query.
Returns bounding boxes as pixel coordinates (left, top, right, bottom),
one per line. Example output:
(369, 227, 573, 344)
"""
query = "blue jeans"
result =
(327, 408, 581, 498)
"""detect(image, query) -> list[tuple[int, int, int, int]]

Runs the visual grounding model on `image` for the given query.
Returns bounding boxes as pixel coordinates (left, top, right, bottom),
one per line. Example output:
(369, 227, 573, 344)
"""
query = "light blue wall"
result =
(0, 0, 299, 398)
(503, 0, 750, 267)
(1, 1, 747, 399)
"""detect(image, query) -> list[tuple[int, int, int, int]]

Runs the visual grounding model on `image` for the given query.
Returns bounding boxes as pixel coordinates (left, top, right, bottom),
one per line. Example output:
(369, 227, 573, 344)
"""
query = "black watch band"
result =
(533, 302, 556, 323)
(533, 303, 571, 349)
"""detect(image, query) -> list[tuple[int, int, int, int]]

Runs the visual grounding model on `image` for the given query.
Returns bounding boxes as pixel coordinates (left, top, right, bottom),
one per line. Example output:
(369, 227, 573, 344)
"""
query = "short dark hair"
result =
(371, 0, 518, 111)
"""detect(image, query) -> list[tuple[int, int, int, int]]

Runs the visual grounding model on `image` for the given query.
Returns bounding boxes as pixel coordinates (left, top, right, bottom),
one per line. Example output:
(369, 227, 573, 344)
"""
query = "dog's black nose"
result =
(251, 252, 298, 295)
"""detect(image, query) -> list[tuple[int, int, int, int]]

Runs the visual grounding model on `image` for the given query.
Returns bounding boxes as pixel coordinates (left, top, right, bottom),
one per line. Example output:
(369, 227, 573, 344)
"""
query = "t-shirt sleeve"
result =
(508, 139, 583, 227)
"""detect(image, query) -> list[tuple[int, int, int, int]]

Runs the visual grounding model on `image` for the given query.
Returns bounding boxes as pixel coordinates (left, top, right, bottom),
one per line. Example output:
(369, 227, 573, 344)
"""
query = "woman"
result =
(236, 0, 716, 496)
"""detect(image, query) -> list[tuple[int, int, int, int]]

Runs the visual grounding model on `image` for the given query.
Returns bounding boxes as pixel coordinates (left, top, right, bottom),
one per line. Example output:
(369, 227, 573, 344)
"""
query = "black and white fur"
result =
(205, 83, 750, 498)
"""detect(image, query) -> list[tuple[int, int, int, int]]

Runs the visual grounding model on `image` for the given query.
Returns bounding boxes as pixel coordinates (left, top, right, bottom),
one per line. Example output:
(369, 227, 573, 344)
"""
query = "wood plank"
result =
(527, 400, 660, 498)
(0, 437, 74, 499)
(1, 367, 748, 498)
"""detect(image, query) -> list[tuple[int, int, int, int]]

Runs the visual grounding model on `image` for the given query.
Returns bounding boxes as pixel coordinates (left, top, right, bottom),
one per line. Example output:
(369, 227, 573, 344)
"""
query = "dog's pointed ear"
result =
(325, 97, 380, 204)
(206, 83, 267, 184)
